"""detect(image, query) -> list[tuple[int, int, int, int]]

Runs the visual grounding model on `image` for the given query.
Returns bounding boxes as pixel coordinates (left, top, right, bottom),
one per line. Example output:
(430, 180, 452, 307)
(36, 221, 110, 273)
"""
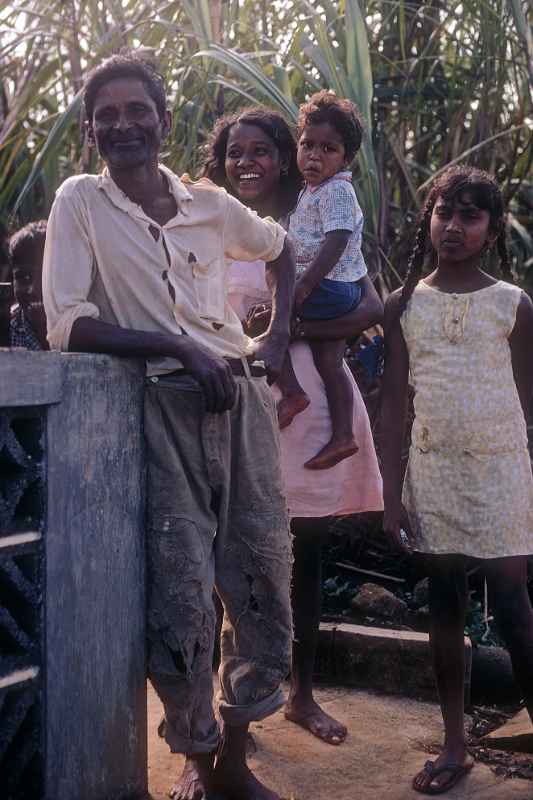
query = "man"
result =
(43, 52, 295, 800)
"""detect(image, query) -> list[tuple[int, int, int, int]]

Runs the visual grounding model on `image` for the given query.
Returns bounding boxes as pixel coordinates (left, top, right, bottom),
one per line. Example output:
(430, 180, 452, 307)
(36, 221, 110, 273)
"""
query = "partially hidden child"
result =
(381, 166, 533, 796)
(277, 90, 368, 471)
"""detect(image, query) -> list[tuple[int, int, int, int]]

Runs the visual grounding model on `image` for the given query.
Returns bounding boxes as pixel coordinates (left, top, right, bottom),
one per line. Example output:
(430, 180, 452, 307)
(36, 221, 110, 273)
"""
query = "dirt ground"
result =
(147, 683, 533, 800)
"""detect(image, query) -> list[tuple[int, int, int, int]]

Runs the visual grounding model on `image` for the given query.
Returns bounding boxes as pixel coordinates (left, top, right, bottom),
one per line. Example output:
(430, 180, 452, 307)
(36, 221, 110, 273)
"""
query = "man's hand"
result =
(249, 330, 290, 385)
(178, 339, 237, 413)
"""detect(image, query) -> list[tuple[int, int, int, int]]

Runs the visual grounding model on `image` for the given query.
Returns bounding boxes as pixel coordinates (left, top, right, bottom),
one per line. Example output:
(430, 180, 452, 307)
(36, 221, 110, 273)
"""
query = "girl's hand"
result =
(383, 500, 414, 553)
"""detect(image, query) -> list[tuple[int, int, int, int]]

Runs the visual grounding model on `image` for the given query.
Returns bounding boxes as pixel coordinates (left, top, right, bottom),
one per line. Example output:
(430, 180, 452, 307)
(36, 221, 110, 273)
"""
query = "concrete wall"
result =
(0, 351, 147, 800)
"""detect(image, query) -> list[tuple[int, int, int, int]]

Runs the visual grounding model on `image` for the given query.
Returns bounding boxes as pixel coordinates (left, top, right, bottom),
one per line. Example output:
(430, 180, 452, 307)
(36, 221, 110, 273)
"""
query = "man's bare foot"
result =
(277, 393, 310, 430)
(213, 758, 280, 800)
(304, 436, 358, 470)
(412, 747, 474, 794)
(285, 697, 347, 745)
(169, 753, 215, 800)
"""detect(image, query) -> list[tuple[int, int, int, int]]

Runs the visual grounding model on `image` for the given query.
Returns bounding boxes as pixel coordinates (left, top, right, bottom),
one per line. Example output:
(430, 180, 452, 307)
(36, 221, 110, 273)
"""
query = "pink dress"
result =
(228, 260, 383, 519)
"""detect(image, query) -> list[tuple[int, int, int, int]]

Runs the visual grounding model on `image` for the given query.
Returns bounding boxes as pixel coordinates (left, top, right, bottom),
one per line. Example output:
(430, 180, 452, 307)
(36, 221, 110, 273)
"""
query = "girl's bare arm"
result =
(509, 292, 533, 424)
(380, 291, 411, 548)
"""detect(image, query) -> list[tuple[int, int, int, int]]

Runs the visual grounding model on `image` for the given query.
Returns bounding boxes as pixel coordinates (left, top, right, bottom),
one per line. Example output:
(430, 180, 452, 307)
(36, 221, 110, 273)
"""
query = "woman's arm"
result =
(509, 292, 533, 424)
(380, 291, 411, 550)
(295, 275, 383, 340)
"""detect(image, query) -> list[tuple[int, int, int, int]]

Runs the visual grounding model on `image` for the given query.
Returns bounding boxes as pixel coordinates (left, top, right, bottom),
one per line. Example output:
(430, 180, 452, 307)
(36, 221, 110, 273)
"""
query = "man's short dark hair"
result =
(83, 51, 167, 122)
(9, 220, 47, 270)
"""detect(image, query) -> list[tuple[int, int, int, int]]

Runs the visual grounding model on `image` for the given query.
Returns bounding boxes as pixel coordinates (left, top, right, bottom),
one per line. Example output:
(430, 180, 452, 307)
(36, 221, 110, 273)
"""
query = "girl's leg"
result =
(484, 556, 533, 722)
(304, 339, 358, 470)
(285, 517, 347, 744)
(275, 351, 310, 430)
(413, 555, 473, 793)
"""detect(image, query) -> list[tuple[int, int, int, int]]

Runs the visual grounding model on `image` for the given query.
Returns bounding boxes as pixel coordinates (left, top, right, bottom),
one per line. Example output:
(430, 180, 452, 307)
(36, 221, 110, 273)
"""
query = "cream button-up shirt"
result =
(43, 165, 286, 375)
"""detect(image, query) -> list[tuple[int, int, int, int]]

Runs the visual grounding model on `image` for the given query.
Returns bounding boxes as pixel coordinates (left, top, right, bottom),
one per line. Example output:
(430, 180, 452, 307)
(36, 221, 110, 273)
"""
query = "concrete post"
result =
(0, 351, 147, 800)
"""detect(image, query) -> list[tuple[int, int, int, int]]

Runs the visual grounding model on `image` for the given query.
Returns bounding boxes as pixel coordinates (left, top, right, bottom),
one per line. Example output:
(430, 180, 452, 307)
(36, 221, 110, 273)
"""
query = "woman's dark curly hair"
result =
(298, 90, 364, 163)
(399, 165, 511, 315)
(83, 50, 166, 122)
(203, 107, 303, 219)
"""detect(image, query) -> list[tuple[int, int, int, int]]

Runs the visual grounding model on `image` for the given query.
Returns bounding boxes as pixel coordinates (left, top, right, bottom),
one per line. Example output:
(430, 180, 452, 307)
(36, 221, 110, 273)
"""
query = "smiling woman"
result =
(204, 106, 383, 748)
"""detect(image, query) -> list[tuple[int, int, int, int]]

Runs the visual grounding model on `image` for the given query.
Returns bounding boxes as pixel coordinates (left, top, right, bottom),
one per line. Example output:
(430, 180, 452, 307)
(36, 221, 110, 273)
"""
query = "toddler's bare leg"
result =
(276, 351, 310, 430)
(304, 339, 357, 470)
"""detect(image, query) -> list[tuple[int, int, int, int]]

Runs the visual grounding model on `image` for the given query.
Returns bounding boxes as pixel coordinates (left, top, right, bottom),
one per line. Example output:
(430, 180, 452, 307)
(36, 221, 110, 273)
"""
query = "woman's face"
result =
(225, 122, 286, 207)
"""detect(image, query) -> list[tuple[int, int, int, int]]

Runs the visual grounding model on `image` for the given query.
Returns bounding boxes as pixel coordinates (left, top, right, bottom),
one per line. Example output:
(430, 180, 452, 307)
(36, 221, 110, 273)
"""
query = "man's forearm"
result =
(69, 316, 194, 361)
(264, 239, 295, 335)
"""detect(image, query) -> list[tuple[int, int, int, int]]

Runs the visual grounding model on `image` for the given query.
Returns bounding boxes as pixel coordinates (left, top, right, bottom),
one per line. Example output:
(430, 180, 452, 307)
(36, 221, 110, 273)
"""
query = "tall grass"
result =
(1, 0, 531, 285)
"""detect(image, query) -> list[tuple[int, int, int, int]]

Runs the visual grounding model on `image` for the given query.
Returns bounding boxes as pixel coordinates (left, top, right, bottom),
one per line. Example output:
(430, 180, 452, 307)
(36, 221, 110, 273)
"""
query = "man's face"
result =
(89, 78, 168, 170)
(12, 247, 44, 308)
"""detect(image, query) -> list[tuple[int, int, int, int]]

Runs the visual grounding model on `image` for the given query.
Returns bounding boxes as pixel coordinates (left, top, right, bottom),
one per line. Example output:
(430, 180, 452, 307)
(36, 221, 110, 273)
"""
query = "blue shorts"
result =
(298, 278, 361, 321)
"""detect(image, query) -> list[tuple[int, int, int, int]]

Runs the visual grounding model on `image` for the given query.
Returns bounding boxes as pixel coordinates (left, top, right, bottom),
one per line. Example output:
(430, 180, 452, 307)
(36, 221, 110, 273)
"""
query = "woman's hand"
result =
(244, 302, 271, 338)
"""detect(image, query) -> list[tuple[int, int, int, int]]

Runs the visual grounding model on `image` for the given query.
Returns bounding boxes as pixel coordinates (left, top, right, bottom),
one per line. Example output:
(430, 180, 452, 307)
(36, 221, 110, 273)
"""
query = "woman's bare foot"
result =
(285, 697, 347, 745)
(213, 758, 281, 800)
(412, 747, 474, 794)
(304, 436, 358, 470)
(169, 753, 215, 800)
(277, 393, 310, 429)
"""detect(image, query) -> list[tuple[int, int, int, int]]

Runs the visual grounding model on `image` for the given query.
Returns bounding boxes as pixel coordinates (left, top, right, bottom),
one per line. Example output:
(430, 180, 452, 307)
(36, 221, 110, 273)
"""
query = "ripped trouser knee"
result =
(147, 513, 219, 754)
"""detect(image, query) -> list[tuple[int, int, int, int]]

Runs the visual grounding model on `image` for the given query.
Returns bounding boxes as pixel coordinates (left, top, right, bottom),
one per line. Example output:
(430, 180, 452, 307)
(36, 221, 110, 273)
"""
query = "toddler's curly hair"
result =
(297, 90, 364, 163)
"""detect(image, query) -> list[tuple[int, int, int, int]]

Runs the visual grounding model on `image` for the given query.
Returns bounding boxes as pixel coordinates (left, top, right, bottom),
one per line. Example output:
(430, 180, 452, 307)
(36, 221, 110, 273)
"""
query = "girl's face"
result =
(430, 191, 497, 264)
(225, 122, 286, 206)
(297, 122, 347, 186)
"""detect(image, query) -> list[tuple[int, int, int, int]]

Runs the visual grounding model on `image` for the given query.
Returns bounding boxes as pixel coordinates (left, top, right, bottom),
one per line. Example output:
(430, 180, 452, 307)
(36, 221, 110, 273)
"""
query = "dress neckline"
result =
(420, 279, 501, 296)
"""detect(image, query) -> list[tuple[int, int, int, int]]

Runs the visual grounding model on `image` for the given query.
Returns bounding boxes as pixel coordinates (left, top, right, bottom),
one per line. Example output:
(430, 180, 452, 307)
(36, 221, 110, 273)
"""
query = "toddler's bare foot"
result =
(277, 393, 310, 430)
(169, 753, 215, 800)
(304, 436, 358, 470)
(285, 697, 347, 745)
(213, 757, 281, 800)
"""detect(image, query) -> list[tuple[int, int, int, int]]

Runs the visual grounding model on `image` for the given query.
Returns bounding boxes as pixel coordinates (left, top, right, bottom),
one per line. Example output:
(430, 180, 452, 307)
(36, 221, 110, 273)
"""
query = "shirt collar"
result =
(97, 163, 193, 222)
(308, 169, 353, 193)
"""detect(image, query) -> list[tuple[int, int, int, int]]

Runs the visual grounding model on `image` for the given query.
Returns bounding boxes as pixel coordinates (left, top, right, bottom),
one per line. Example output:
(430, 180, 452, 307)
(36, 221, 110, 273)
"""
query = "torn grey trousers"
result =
(144, 371, 293, 755)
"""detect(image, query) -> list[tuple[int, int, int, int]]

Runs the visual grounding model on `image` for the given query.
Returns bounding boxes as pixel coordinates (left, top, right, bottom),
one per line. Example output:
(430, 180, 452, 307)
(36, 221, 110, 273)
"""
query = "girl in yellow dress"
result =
(381, 166, 533, 795)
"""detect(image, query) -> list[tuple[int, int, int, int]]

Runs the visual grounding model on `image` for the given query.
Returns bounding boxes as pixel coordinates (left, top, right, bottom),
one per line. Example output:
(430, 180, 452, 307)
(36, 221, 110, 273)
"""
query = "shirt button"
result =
(452, 318, 460, 323)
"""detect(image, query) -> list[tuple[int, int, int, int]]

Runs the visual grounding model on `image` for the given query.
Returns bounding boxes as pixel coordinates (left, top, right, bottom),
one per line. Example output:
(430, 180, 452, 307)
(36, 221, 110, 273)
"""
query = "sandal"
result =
(413, 759, 474, 795)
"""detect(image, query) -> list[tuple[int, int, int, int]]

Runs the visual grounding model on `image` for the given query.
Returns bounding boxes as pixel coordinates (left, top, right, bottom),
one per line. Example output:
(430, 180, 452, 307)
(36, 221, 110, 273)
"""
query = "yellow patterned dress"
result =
(401, 280, 533, 558)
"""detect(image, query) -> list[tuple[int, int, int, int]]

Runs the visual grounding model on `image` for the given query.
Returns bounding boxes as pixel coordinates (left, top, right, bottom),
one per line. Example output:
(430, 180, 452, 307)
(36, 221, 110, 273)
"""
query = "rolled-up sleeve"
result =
(223, 193, 286, 263)
(43, 182, 100, 351)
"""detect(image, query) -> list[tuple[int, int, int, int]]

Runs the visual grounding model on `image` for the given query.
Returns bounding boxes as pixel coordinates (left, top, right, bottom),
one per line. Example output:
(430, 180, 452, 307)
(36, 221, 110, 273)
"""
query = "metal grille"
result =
(0, 408, 45, 799)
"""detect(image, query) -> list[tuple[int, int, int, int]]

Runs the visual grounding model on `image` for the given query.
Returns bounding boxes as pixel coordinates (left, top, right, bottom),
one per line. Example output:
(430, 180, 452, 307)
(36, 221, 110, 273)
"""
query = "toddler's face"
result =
(430, 191, 495, 265)
(297, 122, 347, 186)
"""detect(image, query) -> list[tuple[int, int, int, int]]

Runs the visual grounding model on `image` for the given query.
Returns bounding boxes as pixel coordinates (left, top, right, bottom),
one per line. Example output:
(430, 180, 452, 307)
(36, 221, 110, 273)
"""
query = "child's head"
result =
(296, 91, 364, 186)
(203, 107, 303, 218)
(9, 220, 47, 308)
(400, 166, 510, 312)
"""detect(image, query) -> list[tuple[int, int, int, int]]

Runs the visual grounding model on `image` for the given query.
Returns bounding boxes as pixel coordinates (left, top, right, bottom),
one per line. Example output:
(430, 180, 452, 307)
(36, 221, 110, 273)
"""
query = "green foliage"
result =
(1, 0, 532, 286)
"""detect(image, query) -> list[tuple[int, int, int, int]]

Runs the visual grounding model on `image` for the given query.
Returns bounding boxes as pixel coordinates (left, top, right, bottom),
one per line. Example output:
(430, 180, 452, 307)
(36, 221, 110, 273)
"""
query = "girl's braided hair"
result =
(202, 107, 303, 218)
(399, 165, 512, 316)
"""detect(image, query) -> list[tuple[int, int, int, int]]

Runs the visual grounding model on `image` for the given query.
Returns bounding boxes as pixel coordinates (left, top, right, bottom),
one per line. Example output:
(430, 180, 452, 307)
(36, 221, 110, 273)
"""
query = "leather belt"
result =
(157, 358, 267, 381)
(226, 357, 267, 378)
